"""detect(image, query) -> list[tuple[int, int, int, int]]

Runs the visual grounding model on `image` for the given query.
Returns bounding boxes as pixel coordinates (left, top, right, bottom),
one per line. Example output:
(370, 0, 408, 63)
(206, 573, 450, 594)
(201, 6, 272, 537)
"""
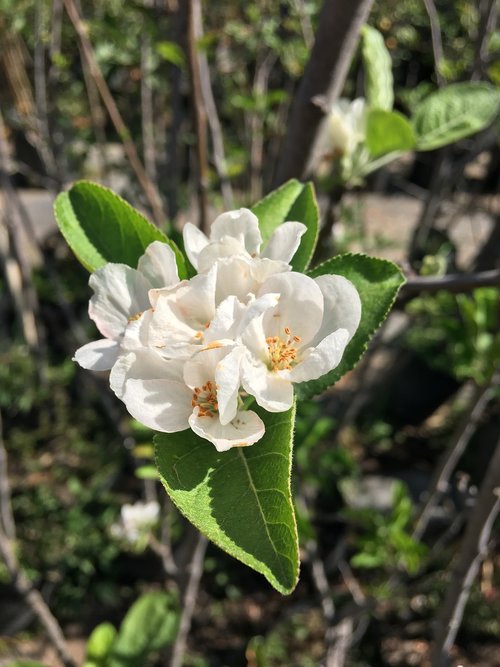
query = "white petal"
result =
(205, 296, 245, 342)
(182, 222, 209, 270)
(110, 350, 191, 431)
(197, 236, 247, 273)
(210, 208, 262, 255)
(189, 408, 265, 452)
(259, 272, 324, 345)
(73, 339, 119, 371)
(137, 241, 179, 288)
(123, 378, 192, 432)
(215, 346, 245, 425)
(262, 221, 307, 263)
(89, 264, 151, 340)
(286, 328, 350, 383)
(242, 359, 294, 413)
(313, 274, 361, 345)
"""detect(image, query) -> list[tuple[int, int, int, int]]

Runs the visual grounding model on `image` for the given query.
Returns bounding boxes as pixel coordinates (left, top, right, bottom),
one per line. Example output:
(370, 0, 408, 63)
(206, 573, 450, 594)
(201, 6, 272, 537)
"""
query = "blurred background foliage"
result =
(0, 0, 499, 666)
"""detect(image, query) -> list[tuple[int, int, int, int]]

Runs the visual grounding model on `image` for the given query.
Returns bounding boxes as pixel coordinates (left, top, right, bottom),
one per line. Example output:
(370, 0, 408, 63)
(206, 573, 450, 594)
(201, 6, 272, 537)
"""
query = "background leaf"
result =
(85, 622, 117, 664)
(54, 181, 187, 277)
(297, 254, 405, 400)
(412, 83, 500, 151)
(155, 406, 299, 595)
(361, 25, 394, 111)
(108, 592, 178, 666)
(366, 109, 415, 157)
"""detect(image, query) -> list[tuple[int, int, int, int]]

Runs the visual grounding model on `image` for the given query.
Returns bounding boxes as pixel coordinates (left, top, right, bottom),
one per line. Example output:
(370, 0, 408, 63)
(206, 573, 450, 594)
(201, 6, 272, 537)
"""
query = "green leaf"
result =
(297, 254, 405, 400)
(109, 592, 178, 666)
(155, 406, 299, 595)
(85, 622, 117, 663)
(251, 179, 304, 243)
(412, 83, 500, 151)
(361, 26, 394, 111)
(54, 181, 187, 277)
(366, 109, 415, 157)
(288, 183, 319, 272)
(156, 41, 185, 67)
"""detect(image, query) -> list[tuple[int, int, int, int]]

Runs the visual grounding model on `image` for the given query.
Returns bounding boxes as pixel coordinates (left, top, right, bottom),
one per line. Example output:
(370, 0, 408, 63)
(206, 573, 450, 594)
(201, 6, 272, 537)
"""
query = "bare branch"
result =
(275, 0, 375, 184)
(62, 0, 166, 225)
(169, 531, 207, 667)
(413, 375, 498, 541)
(422, 0, 445, 87)
(471, 0, 498, 81)
(400, 268, 500, 298)
(191, 0, 234, 209)
(0, 413, 75, 667)
(186, 0, 210, 233)
(431, 437, 500, 665)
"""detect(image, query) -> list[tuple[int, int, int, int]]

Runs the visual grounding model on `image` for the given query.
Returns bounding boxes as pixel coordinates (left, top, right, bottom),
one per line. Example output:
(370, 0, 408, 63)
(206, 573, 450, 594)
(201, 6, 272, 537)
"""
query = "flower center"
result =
(266, 327, 301, 371)
(191, 380, 218, 417)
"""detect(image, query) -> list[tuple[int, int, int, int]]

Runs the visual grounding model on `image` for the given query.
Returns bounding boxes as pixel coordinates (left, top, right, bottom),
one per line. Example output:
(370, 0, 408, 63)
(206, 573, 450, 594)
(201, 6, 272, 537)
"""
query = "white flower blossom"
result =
(73, 242, 179, 371)
(110, 342, 265, 452)
(240, 271, 362, 412)
(183, 208, 306, 273)
(111, 500, 160, 544)
(313, 98, 367, 176)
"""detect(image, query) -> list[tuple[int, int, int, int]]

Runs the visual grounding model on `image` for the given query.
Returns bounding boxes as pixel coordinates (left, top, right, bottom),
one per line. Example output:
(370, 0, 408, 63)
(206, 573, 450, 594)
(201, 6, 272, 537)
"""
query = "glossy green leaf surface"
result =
(54, 180, 186, 276)
(297, 253, 405, 400)
(251, 179, 304, 243)
(155, 406, 299, 594)
(412, 83, 500, 151)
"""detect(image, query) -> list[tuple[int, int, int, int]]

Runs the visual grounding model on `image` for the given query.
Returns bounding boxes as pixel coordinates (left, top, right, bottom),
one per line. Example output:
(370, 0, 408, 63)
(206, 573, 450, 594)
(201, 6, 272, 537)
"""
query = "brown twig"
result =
(169, 530, 207, 667)
(186, 0, 210, 233)
(430, 437, 500, 666)
(471, 0, 498, 81)
(400, 268, 500, 299)
(62, 0, 166, 225)
(0, 412, 76, 667)
(275, 0, 375, 184)
(249, 52, 276, 202)
(413, 374, 498, 542)
(422, 0, 445, 87)
(141, 1, 158, 186)
(191, 0, 234, 209)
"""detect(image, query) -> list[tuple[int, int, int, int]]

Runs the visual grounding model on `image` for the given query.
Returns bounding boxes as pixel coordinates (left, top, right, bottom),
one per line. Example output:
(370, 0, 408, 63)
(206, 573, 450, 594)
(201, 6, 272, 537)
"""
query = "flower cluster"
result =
(75, 209, 361, 451)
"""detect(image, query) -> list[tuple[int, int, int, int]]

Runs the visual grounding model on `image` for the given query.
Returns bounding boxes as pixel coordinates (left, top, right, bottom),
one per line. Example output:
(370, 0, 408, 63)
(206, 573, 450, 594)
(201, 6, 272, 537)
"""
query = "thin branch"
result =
(191, 0, 234, 209)
(275, 0, 375, 184)
(413, 374, 498, 542)
(62, 0, 166, 225)
(0, 411, 15, 541)
(186, 0, 210, 232)
(249, 52, 276, 202)
(400, 268, 500, 299)
(471, 0, 498, 81)
(431, 437, 500, 666)
(422, 0, 445, 87)
(0, 413, 75, 667)
(169, 531, 207, 667)
(141, 1, 158, 186)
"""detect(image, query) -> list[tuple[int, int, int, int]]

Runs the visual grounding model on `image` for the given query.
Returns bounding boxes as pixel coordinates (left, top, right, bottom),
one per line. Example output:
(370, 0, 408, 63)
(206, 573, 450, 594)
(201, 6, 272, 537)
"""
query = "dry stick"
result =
(191, 0, 234, 209)
(34, 0, 60, 183)
(413, 374, 498, 542)
(141, 1, 158, 186)
(0, 412, 76, 667)
(422, 0, 445, 87)
(62, 0, 166, 225)
(400, 268, 500, 298)
(430, 437, 500, 666)
(275, 0, 375, 184)
(249, 52, 276, 202)
(186, 0, 210, 233)
(471, 0, 498, 81)
(169, 532, 208, 667)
